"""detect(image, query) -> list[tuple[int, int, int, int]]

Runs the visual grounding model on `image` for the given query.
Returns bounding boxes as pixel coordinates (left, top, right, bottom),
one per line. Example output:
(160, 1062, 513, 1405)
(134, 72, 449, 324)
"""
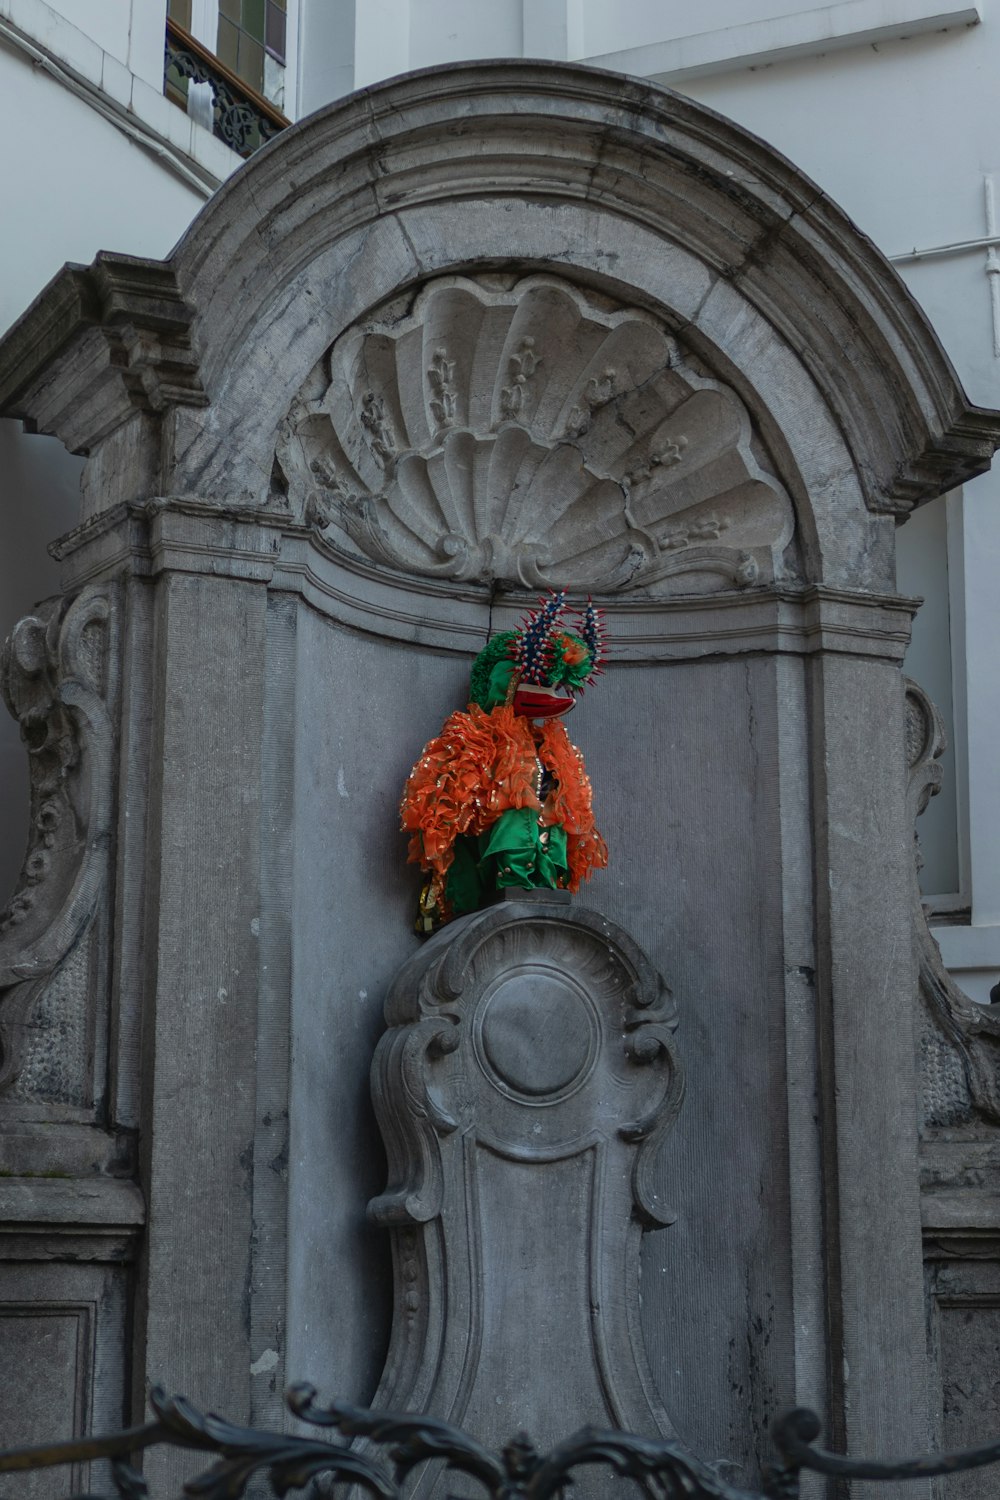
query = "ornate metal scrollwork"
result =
(7, 1384, 1000, 1500)
(164, 20, 287, 158)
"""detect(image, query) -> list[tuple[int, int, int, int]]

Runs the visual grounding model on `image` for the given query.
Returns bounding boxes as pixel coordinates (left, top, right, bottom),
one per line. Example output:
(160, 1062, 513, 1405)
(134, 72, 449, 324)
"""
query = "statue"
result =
(400, 592, 609, 933)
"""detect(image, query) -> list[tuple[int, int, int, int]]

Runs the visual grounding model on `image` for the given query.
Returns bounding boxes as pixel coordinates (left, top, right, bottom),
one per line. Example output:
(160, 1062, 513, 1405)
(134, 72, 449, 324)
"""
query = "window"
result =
(164, 0, 292, 157)
(164, 0, 195, 110)
(217, 0, 287, 110)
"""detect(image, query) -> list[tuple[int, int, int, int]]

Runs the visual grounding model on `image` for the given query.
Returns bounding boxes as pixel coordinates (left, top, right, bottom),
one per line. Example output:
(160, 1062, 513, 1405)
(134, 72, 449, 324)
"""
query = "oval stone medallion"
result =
(478, 969, 597, 1098)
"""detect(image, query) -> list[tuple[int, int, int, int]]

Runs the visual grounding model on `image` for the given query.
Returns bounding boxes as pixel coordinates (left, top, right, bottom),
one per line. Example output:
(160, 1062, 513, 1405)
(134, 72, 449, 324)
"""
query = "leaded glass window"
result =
(165, 0, 195, 106)
(217, 0, 286, 97)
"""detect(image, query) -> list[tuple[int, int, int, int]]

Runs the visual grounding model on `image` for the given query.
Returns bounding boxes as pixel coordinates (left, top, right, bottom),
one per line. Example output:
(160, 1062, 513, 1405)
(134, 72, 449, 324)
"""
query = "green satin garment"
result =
(445, 807, 569, 915)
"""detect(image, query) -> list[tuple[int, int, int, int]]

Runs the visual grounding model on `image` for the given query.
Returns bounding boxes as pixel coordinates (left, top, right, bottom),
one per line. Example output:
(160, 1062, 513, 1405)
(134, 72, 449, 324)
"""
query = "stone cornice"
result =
(0, 1176, 144, 1261)
(48, 496, 915, 662)
(0, 253, 205, 454)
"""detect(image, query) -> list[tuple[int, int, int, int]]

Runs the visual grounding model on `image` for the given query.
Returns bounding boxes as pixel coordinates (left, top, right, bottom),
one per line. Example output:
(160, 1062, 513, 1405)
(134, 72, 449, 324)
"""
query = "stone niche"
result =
(1, 60, 999, 1498)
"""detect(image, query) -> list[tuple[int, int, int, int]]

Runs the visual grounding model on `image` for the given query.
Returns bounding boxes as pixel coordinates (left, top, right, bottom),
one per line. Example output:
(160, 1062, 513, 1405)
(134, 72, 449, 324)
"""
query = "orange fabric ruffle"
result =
(400, 703, 607, 898)
(535, 717, 609, 890)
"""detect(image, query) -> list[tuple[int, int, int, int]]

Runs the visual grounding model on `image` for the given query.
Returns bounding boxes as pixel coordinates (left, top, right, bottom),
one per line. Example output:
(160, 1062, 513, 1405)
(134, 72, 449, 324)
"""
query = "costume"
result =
(400, 594, 608, 932)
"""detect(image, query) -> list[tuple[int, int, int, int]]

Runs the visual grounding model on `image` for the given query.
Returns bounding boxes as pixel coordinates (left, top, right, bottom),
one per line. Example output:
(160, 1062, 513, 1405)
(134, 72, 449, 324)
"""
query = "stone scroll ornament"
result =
(400, 592, 609, 934)
(907, 679, 1000, 1126)
(0, 586, 116, 1100)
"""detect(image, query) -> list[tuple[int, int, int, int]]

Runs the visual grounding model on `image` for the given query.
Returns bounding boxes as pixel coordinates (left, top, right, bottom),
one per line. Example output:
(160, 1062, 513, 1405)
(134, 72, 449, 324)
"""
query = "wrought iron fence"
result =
(164, 18, 288, 158)
(4, 1385, 1000, 1500)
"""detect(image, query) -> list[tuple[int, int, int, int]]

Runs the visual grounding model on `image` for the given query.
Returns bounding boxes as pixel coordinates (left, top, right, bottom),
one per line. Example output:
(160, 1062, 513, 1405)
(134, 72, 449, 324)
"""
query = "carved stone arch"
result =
(171, 213, 858, 592)
(157, 66, 998, 575)
(3, 65, 995, 591)
(156, 225, 826, 605)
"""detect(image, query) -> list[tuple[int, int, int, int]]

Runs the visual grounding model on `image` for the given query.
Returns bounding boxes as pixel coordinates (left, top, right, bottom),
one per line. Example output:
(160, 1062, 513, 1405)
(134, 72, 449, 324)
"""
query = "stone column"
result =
(809, 651, 929, 1498)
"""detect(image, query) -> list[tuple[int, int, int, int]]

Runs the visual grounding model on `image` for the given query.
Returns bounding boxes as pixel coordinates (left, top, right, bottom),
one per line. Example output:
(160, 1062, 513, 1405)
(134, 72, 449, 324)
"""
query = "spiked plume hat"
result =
(469, 592, 608, 716)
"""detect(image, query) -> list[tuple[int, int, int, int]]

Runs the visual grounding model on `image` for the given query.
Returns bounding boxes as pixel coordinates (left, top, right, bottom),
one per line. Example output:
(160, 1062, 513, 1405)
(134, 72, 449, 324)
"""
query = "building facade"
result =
(2, 3, 1000, 1494)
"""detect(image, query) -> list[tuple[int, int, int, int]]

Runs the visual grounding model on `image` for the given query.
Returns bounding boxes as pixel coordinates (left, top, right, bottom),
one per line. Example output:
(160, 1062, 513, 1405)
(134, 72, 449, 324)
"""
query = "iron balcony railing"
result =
(164, 17, 289, 159)
(5, 1383, 1000, 1500)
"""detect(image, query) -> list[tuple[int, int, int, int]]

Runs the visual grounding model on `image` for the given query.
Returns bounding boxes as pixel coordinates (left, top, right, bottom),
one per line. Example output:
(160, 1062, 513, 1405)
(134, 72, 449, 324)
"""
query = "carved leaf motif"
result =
(360, 391, 396, 469)
(499, 336, 542, 422)
(427, 347, 457, 432)
(566, 368, 617, 438)
(0, 587, 117, 1099)
(273, 275, 797, 596)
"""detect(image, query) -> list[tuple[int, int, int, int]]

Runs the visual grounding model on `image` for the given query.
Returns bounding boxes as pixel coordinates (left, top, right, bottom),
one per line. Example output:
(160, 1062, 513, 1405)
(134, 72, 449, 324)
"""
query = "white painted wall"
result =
(579, 0, 980, 61)
(0, 51, 208, 329)
(298, 0, 354, 115)
(408, 0, 522, 70)
(0, 6, 217, 902)
(25, 0, 131, 65)
(318, 0, 981, 94)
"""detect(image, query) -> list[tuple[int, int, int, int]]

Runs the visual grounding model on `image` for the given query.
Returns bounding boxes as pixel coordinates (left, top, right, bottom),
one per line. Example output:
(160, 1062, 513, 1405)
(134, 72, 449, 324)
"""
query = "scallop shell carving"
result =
(276, 275, 796, 595)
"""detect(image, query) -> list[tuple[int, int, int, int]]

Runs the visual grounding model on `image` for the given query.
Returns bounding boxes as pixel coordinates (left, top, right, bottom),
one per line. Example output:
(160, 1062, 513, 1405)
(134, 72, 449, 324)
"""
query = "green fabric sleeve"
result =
(483, 658, 516, 709)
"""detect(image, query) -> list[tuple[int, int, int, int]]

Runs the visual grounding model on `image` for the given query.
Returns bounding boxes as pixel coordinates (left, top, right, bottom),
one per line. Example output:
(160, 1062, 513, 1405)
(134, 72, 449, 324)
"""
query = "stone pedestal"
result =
(368, 896, 682, 1472)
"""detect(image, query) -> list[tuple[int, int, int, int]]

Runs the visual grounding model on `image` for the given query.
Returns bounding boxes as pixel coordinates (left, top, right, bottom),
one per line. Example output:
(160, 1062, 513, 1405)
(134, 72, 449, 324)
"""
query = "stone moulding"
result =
(0, 1176, 145, 1261)
(0, 585, 118, 1108)
(367, 898, 684, 1477)
(907, 679, 1000, 1128)
(47, 497, 917, 664)
(0, 254, 206, 459)
(275, 274, 795, 596)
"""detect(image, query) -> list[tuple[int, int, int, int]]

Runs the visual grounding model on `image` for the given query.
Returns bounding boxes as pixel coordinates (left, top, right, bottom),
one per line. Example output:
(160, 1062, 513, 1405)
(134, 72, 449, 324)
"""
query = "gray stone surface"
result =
(807, 652, 929, 1495)
(136, 570, 268, 1493)
(924, 1246, 1000, 1500)
(0, 58, 996, 1500)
